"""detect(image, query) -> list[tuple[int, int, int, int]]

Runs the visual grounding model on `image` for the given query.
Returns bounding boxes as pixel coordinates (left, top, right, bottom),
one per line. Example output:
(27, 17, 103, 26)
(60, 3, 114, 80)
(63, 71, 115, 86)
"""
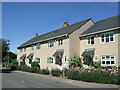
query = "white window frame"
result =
(47, 57, 53, 64)
(87, 36, 94, 45)
(36, 58, 40, 63)
(31, 45, 34, 50)
(24, 48, 26, 52)
(101, 56, 116, 66)
(48, 40, 54, 48)
(100, 32, 115, 43)
(36, 43, 40, 50)
(19, 49, 22, 52)
(58, 38, 63, 46)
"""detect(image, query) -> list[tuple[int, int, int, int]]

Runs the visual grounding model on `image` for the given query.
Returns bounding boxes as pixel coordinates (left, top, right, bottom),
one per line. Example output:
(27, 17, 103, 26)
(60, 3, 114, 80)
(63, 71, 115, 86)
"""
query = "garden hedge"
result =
(66, 69, 120, 84)
(51, 69, 62, 77)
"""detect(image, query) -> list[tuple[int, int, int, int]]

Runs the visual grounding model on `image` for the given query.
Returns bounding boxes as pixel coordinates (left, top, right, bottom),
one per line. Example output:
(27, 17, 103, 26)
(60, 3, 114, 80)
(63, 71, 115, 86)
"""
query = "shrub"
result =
(16, 66, 21, 70)
(20, 61, 25, 66)
(40, 69, 50, 75)
(20, 66, 27, 71)
(92, 61, 101, 69)
(30, 67, 40, 73)
(31, 61, 39, 68)
(51, 69, 62, 77)
(66, 69, 119, 84)
(11, 59, 18, 65)
(69, 56, 82, 68)
(10, 65, 17, 70)
(2, 62, 6, 67)
(102, 66, 113, 69)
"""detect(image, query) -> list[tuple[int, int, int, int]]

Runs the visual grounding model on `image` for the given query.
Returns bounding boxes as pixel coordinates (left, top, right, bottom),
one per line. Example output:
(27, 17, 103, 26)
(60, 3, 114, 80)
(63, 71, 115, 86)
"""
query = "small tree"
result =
(11, 59, 18, 65)
(69, 56, 82, 68)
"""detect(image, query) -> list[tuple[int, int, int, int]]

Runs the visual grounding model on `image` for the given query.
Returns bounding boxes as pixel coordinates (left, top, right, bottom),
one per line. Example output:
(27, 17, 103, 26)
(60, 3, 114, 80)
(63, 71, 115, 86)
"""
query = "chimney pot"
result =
(63, 22, 69, 27)
(35, 33, 39, 37)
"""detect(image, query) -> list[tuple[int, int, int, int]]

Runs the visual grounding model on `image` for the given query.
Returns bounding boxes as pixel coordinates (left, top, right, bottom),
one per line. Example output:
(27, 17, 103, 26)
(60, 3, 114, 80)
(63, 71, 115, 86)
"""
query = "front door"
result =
(83, 56, 92, 66)
(55, 56, 62, 66)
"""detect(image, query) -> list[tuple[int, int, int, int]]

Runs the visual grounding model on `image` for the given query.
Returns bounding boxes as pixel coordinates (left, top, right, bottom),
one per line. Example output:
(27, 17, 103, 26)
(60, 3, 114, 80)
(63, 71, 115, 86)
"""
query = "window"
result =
(48, 40, 54, 48)
(31, 45, 34, 50)
(101, 56, 115, 66)
(87, 36, 94, 45)
(19, 49, 22, 52)
(100, 32, 114, 43)
(47, 57, 53, 64)
(64, 56, 67, 61)
(36, 58, 40, 63)
(101, 34, 105, 42)
(36, 43, 40, 49)
(24, 48, 26, 51)
(58, 38, 63, 46)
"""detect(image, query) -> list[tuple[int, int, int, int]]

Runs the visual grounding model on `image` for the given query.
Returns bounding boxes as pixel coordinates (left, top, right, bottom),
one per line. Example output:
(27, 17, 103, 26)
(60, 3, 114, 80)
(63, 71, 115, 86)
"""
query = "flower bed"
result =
(66, 68, 120, 84)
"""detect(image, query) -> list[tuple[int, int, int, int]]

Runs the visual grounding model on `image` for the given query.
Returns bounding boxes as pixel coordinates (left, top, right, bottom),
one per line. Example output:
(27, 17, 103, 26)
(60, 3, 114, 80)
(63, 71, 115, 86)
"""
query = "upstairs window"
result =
(48, 40, 54, 48)
(24, 48, 26, 51)
(19, 49, 22, 52)
(100, 32, 114, 43)
(87, 36, 94, 45)
(58, 38, 63, 46)
(47, 57, 53, 64)
(36, 43, 40, 49)
(31, 45, 34, 50)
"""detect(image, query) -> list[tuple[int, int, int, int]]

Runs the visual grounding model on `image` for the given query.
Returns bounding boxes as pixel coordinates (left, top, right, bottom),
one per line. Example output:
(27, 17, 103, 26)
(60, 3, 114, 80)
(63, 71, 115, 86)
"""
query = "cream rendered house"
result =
(17, 19, 94, 70)
(79, 15, 120, 67)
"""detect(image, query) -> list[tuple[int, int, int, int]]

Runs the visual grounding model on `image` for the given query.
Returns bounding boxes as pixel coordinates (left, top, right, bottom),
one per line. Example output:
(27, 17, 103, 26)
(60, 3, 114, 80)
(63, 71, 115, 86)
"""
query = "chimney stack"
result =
(63, 22, 69, 27)
(35, 33, 39, 37)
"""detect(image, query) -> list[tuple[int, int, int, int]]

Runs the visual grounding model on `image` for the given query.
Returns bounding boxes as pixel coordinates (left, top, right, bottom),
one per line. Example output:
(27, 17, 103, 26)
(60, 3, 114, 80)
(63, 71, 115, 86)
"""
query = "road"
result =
(2, 68, 119, 88)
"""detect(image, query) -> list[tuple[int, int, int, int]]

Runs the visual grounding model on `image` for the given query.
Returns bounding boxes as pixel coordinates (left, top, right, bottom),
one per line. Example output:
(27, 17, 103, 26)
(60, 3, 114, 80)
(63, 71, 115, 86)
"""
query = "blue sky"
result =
(2, 2, 118, 54)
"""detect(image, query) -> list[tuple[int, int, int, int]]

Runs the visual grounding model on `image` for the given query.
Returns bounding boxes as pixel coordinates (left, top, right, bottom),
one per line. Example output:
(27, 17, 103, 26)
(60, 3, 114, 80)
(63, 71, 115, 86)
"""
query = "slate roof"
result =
(80, 15, 120, 36)
(17, 18, 91, 49)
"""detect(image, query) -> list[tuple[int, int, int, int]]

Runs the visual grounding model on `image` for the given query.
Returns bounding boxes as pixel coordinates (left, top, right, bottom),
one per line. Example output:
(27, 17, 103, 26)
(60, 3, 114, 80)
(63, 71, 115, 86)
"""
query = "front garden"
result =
(8, 56, 120, 85)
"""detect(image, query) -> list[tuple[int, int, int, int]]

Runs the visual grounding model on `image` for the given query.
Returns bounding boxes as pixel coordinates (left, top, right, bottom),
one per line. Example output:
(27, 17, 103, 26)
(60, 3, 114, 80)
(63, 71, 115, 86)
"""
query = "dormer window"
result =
(24, 48, 26, 51)
(58, 38, 63, 46)
(36, 43, 40, 49)
(87, 36, 94, 45)
(19, 49, 22, 52)
(31, 45, 34, 50)
(48, 40, 54, 48)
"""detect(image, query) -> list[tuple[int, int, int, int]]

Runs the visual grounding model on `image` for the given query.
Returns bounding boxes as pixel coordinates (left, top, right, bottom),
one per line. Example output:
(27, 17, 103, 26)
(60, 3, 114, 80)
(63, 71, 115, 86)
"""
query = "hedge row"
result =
(14, 65, 50, 75)
(66, 69, 120, 84)
(51, 69, 62, 77)
(10, 65, 120, 84)
(10, 65, 63, 76)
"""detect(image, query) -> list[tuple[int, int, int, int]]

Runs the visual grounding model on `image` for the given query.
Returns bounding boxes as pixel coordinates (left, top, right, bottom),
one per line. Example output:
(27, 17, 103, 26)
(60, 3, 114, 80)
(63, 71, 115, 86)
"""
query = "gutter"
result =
(17, 34, 68, 49)
(79, 27, 120, 37)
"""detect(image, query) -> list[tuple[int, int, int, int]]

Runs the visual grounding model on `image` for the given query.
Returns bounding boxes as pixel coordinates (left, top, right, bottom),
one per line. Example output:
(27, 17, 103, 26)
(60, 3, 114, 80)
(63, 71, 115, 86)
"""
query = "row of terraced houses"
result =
(17, 15, 120, 70)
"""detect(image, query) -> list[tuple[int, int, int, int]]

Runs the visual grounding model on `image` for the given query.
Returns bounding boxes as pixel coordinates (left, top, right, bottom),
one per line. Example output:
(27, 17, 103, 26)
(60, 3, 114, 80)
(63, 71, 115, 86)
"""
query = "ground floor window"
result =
(101, 56, 115, 66)
(47, 57, 53, 64)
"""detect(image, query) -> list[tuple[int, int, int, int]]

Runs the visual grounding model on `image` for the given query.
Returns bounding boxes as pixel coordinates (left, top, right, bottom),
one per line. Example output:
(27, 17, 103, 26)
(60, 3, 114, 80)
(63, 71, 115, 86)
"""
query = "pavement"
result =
(1, 67, 119, 88)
